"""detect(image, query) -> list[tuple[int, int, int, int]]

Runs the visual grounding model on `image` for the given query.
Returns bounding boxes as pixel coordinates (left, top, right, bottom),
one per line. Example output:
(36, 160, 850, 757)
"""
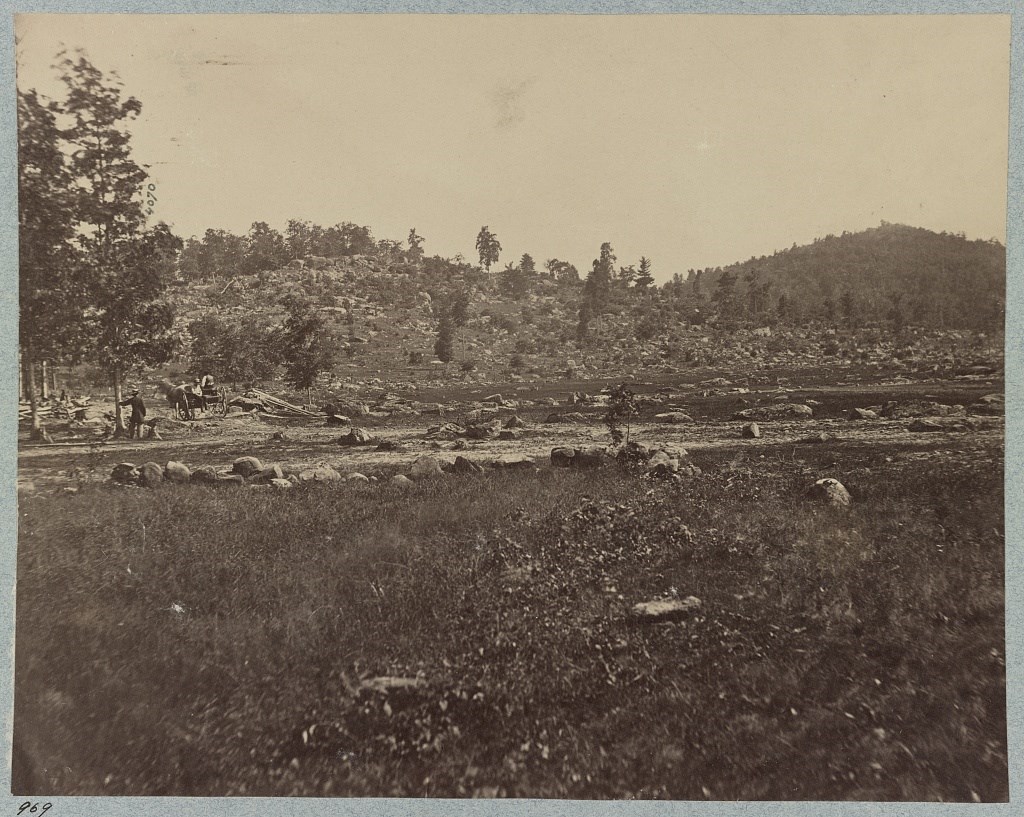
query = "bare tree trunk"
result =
(25, 346, 43, 438)
(40, 360, 49, 400)
(112, 363, 127, 437)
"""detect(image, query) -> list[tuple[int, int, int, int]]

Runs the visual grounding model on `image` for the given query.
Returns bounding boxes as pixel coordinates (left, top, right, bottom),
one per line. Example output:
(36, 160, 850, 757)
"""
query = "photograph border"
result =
(2, 1, 1021, 815)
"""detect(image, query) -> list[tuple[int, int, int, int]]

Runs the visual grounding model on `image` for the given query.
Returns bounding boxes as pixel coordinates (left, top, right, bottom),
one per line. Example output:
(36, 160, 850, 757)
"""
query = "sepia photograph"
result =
(10, 8, 1016, 807)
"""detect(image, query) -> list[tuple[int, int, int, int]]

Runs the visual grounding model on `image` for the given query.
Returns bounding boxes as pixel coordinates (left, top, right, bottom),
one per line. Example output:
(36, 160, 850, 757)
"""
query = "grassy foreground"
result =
(13, 444, 1006, 800)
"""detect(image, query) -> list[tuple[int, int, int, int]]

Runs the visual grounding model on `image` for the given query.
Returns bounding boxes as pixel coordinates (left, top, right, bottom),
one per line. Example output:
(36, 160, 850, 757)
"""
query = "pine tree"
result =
(635, 256, 655, 290)
(58, 51, 181, 434)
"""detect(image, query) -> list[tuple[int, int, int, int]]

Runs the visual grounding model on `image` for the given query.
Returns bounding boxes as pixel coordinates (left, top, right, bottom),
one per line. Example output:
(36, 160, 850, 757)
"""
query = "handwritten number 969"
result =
(17, 803, 51, 815)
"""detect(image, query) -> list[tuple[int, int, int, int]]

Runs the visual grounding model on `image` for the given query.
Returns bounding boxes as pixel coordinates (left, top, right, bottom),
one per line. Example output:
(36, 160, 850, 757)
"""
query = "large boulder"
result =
(880, 401, 965, 419)
(111, 462, 139, 484)
(741, 422, 761, 439)
(466, 419, 503, 440)
(655, 412, 695, 424)
(298, 466, 343, 483)
(345, 472, 370, 483)
(504, 415, 527, 429)
(258, 464, 285, 482)
(325, 414, 351, 426)
(573, 446, 609, 469)
(164, 461, 191, 483)
(733, 403, 813, 421)
(492, 454, 537, 470)
(807, 478, 852, 507)
(138, 462, 165, 489)
(451, 456, 484, 474)
(389, 474, 414, 487)
(551, 447, 575, 468)
(337, 427, 374, 446)
(409, 455, 445, 480)
(849, 407, 879, 421)
(232, 456, 264, 478)
(190, 465, 220, 484)
(426, 422, 466, 439)
(647, 450, 679, 476)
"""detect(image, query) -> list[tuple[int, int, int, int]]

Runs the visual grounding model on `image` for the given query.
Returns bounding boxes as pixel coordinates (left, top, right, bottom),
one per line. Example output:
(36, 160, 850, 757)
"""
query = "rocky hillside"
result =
(159, 223, 1005, 389)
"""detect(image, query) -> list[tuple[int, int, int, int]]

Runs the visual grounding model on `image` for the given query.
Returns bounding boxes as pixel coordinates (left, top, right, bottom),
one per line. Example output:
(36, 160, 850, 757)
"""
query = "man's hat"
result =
(130, 387, 140, 395)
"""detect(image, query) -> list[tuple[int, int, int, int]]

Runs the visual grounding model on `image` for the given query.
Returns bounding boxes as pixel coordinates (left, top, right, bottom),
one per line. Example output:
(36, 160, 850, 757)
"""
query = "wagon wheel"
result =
(176, 398, 191, 421)
(212, 393, 228, 416)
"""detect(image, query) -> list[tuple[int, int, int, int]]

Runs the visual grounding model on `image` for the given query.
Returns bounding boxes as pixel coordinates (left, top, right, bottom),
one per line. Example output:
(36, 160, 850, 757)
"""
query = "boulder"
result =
(269, 478, 294, 490)
(298, 466, 343, 483)
(880, 401, 964, 419)
(337, 427, 374, 446)
(164, 461, 191, 483)
(741, 422, 761, 439)
(111, 462, 139, 484)
(345, 472, 370, 483)
(629, 596, 702, 624)
(647, 450, 679, 476)
(807, 478, 852, 507)
(466, 419, 503, 440)
(504, 415, 527, 429)
(138, 462, 165, 489)
(451, 455, 484, 474)
(802, 432, 833, 444)
(409, 455, 445, 480)
(550, 447, 575, 468)
(655, 412, 695, 424)
(850, 407, 879, 420)
(190, 465, 220, 484)
(573, 446, 609, 469)
(325, 414, 351, 426)
(733, 403, 813, 421)
(492, 454, 537, 470)
(258, 464, 285, 482)
(389, 474, 414, 487)
(452, 438, 469, 451)
(232, 456, 264, 478)
(427, 422, 466, 439)
(498, 430, 519, 441)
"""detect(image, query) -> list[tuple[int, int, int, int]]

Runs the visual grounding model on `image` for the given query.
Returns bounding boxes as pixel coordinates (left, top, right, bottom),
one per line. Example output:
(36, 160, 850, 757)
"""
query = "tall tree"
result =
(17, 88, 82, 436)
(407, 228, 425, 263)
(276, 296, 334, 401)
(635, 257, 655, 290)
(434, 309, 455, 363)
(59, 51, 180, 434)
(475, 226, 501, 272)
(243, 221, 288, 274)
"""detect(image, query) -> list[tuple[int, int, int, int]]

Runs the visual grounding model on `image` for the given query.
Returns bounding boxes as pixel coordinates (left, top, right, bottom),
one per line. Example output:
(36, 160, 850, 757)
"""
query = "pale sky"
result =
(15, 13, 1011, 281)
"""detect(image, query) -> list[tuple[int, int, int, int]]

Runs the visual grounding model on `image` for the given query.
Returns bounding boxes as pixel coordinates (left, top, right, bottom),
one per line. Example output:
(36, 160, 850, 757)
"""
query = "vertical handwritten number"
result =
(17, 804, 30, 816)
(40, 805, 52, 815)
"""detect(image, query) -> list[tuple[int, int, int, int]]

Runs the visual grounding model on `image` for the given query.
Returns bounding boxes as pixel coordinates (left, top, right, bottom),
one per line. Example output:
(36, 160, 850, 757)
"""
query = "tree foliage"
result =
(275, 296, 335, 392)
(475, 226, 501, 272)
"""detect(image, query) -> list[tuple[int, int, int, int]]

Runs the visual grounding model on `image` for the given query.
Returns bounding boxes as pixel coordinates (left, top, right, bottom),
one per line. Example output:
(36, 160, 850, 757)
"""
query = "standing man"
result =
(119, 387, 147, 439)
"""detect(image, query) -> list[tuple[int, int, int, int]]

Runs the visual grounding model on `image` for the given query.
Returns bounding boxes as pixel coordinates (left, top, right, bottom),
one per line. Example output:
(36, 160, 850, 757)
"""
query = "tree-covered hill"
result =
(669, 222, 1004, 330)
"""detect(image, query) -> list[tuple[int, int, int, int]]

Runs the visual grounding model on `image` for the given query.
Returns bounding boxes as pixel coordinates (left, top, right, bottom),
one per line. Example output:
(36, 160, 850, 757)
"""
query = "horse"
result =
(154, 379, 201, 418)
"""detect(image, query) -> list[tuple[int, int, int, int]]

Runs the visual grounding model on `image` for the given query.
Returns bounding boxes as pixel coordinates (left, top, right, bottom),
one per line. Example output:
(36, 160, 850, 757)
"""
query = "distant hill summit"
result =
(676, 223, 1004, 330)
